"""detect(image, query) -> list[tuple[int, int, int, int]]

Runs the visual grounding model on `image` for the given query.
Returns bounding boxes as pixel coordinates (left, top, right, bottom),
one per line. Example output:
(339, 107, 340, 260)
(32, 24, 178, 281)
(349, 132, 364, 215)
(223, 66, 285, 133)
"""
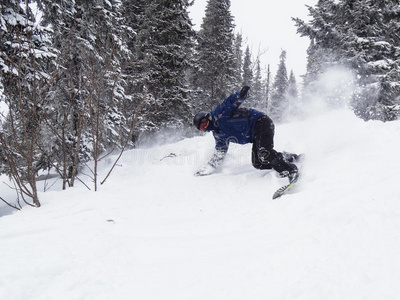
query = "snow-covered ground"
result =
(1, 106, 400, 300)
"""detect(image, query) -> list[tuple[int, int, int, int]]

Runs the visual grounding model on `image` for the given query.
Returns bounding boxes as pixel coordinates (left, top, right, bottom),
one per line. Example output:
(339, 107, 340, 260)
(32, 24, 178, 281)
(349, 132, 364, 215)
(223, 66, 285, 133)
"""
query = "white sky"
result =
(189, 0, 319, 84)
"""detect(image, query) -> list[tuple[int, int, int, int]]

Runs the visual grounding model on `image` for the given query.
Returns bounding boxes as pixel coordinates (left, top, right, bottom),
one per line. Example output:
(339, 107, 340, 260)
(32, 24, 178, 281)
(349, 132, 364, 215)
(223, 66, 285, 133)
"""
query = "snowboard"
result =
(272, 172, 300, 199)
(272, 153, 304, 199)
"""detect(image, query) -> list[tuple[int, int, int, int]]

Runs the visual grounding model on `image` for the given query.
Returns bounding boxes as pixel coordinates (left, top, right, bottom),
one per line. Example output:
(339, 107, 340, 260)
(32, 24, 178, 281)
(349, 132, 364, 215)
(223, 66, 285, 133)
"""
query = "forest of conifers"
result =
(1, 0, 399, 207)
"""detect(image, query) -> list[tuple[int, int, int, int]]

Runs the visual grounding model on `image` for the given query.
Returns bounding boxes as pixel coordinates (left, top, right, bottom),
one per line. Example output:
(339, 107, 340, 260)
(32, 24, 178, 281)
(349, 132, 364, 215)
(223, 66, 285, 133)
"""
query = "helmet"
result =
(193, 111, 210, 130)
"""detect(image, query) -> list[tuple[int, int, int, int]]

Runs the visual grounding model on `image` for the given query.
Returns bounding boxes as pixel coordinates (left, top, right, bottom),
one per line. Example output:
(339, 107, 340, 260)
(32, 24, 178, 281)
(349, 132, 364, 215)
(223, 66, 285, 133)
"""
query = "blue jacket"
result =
(209, 91, 264, 152)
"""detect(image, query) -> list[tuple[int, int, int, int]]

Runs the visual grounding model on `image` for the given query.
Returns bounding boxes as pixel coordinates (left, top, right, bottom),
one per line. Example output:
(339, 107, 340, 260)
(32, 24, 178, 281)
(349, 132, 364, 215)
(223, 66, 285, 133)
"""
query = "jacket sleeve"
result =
(214, 132, 229, 153)
(202, 133, 229, 170)
(210, 91, 244, 120)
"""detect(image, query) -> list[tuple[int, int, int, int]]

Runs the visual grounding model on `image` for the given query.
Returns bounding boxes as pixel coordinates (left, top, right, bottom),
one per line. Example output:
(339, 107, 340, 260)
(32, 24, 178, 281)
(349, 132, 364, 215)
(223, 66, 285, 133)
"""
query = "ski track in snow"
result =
(1, 109, 400, 300)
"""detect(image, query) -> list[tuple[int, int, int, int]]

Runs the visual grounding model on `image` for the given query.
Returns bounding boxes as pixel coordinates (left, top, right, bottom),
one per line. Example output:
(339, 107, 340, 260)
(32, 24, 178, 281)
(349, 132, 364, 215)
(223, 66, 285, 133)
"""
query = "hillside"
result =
(1, 108, 400, 300)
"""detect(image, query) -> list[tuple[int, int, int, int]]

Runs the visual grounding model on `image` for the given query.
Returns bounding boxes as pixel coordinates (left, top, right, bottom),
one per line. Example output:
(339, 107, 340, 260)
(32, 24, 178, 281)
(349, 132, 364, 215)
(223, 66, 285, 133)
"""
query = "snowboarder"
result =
(193, 86, 301, 184)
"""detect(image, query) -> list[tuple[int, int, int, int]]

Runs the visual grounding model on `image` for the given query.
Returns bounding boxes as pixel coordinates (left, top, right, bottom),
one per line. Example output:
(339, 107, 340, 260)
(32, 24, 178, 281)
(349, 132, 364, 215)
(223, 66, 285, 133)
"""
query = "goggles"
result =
(200, 118, 209, 131)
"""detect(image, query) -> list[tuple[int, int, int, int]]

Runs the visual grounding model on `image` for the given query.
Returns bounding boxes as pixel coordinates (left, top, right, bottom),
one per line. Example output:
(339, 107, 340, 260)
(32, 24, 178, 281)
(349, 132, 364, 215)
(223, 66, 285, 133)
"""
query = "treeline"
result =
(294, 0, 400, 121)
(0, 0, 399, 208)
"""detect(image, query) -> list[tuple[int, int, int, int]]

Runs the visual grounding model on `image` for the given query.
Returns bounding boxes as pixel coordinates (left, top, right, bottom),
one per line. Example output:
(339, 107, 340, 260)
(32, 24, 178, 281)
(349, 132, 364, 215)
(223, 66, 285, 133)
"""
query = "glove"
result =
(194, 164, 215, 176)
(195, 150, 226, 176)
(239, 86, 250, 99)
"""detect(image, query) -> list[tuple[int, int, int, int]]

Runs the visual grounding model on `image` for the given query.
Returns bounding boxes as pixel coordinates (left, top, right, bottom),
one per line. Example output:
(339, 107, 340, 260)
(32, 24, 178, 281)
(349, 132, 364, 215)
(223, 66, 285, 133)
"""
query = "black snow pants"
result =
(252, 115, 298, 175)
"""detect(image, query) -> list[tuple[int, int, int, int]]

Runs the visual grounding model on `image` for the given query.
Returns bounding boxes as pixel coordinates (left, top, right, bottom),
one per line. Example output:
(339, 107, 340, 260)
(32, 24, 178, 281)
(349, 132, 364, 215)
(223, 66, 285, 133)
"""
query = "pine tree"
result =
(39, 0, 131, 189)
(263, 64, 272, 111)
(346, 0, 400, 120)
(133, 0, 196, 141)
(287, 70, 299, 117)
(251, 60, 264, 110)
(293, 0, 400, 121)
(242, 46, 253, 87)
(269, 50, 289, 122)
(194, 0, 236, 110)
(287, 70, 298, 100)
(121, 0, 147, 51)
(0, 0, 56, 207)
(233, 33, 243, 87)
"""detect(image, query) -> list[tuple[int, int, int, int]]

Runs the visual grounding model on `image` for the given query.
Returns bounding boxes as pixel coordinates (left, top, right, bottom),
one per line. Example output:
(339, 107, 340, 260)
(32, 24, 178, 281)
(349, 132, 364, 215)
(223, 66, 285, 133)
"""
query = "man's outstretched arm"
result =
(210, 86, 250, 120)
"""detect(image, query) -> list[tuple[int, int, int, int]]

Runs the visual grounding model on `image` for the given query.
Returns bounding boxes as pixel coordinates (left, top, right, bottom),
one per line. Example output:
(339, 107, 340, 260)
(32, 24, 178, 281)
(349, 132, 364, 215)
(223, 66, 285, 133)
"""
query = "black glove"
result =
(239, 86, 250, 99)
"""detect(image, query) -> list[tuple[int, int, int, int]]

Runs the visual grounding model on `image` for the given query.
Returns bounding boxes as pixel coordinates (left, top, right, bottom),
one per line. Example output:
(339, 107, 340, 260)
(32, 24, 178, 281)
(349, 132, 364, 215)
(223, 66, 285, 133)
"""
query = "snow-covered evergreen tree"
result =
(287, 70, 299, 117)
(193, 0, 236, 110)
(0, 0, 56, 206)
(287, 70, 298, 101)
(120, 0, 146, 124)
(133, 0, 196, 140)
(268, 50, 289, 122)
(233, 33, 244, 87)
(39, 0, 131, 188)
(242, 46, 253, 87)
(294, 0, 400, 121)
(263, 64, 272, 112)
(121, 0, 146, 51)
(251, 60, 264, 110)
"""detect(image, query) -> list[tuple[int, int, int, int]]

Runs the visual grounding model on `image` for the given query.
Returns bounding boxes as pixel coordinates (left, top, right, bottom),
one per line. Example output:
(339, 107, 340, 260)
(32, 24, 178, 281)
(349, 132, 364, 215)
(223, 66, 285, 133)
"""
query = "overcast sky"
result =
(189, 0, 319, 84)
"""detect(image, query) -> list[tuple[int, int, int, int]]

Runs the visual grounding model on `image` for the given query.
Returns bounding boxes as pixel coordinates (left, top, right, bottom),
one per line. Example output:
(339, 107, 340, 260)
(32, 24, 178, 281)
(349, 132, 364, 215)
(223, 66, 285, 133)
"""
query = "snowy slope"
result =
(1, 108, 400, 300)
